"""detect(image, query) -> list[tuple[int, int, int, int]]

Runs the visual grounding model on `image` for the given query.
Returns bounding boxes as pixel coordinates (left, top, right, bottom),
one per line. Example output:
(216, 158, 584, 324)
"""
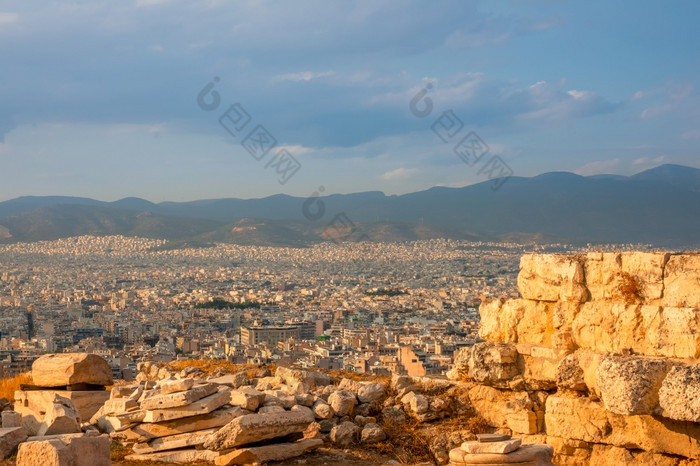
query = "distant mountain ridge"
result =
(1, 164, 699, 247)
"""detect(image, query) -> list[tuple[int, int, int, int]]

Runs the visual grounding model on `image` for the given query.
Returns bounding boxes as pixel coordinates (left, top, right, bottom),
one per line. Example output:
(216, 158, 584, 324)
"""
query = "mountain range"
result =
(1, 164, 699, 248)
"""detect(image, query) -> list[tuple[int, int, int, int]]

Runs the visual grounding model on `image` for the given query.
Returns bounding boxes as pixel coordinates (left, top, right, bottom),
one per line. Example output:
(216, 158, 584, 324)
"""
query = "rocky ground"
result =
(2, 355, 488, 466)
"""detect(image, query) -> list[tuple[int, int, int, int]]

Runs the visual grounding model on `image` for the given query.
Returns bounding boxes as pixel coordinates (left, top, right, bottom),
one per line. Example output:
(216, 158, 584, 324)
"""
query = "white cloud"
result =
(105, 123, 168, 136)
(574, 159, 620, 176)
(135, 0, 172, 7)
(273, 71, 334, 83)
(276, 144, 314, 156)
(381, 167, 419, 181)
(681, 129, 700, 140)
(0, 12, 18, 25)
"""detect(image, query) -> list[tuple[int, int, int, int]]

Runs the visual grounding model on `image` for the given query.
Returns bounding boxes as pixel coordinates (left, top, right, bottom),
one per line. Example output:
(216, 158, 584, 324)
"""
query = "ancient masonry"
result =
(448, 252, 700, 465)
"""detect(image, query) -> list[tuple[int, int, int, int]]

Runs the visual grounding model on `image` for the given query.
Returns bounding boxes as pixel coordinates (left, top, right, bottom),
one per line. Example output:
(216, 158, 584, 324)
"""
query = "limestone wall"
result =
(453, 252, 700, 465)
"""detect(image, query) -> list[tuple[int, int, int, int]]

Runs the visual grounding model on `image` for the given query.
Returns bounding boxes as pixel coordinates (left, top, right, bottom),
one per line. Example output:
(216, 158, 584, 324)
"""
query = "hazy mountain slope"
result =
(0, 164, 698, 247)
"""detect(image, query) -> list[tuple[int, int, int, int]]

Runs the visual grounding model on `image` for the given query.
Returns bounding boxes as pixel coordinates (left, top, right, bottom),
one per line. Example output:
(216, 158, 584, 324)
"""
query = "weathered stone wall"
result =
(451, 252, 700, 465)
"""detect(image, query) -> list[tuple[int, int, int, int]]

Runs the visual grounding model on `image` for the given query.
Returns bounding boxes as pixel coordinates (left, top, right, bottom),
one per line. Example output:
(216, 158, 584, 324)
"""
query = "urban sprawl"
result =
(0, 236, 650, 379)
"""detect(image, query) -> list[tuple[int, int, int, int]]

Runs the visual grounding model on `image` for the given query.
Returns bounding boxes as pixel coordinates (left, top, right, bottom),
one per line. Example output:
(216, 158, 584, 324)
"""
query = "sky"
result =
(0, 0, 699, 202)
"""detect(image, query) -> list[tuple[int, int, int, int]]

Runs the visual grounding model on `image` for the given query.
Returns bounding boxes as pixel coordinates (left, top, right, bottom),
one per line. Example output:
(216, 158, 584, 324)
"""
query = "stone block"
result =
(229, 387, 265, 411)
(203, 411, 312, 451)
(449, 443, 554, 465)
(214, 438, 323, 465)
(140, 383, 217, 410)
(596, 355, 670, 415)
(330, 421, 361, 447)
(125, 449, 218, 464)
(15, 390, 109, 434)
(328, 390, 357, 417)
(663, 254, 700, 308)
(37, 395, 80, 437)
(142, 387, 231, 423)
(103, 398, 137, 415)
(478, 298, 505, 343)
(461, 438, 521, 454)
(658, 364, 700, 422)
(468, 385, 535, 433)
(491, 299, 554, 345)
(113, 406, 242, 441)
(518, 254, 587, 302)
(159, 378, 195, 395)
(17, 435, 110, 466)
(545, 395, 700, 458)
(0, 427, 27, 459)
(468, 342, 519, 388)
(1, 411, 21, 428)
(31, 353, 112, 387)
(133, 427, 219, 453)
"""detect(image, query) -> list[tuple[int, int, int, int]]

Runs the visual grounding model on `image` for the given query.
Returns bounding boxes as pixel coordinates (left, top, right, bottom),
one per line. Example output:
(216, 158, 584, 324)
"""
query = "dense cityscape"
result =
(0, 235, 650, 380)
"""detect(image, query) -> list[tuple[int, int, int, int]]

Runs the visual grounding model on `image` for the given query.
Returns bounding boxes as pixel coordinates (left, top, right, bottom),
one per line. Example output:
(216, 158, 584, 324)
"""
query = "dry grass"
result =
(0, 373, 31, 400)
(374, 418, 434, 463)
(323, 369, 391, 385)
(165, 360, 276, 379)
(618, 272, 643, 304)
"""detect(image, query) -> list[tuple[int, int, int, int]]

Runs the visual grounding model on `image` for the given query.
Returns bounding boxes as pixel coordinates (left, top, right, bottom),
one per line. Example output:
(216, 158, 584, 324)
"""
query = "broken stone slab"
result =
(17, 435, 110, 466)
(37, 395, 81, 437)
(204, 411, 312, 451)
(112, 406, 242, 442)
(26, 433, 90, 442)
(461, 438, 522, 454)
(215, 438, 323, 465)
(141, 383, 218, 411)
(142, 387, 231, 423)
(476, 433, 511, 443)
(31, 353, 113, 387)
(229, 387, 265, 411)
(259, 405, 286, 414)
(159, 378, 195, 395)
(1, 411, 21, 428)
(125, 448, 218, 464)
(15, 389, 109, 434)
(132, 427, 219, 454)
(0, 427, 28, 459)
(103, 398, 138, 415)
(275, 367, 330, 388)
(209, 371, 250, 389)
(449, 443, 554, 465)
(110, 384, 140, 399)
(96, 410, 146, 433)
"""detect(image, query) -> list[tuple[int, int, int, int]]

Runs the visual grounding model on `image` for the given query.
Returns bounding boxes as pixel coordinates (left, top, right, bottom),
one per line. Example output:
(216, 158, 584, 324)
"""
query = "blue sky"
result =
(0, 0, 698, 201)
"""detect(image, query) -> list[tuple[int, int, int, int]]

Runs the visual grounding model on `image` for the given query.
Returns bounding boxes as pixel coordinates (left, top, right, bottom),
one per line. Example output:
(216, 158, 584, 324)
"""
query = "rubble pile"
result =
(450, 252, 700, 465)
(96, 364, 398, 464)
